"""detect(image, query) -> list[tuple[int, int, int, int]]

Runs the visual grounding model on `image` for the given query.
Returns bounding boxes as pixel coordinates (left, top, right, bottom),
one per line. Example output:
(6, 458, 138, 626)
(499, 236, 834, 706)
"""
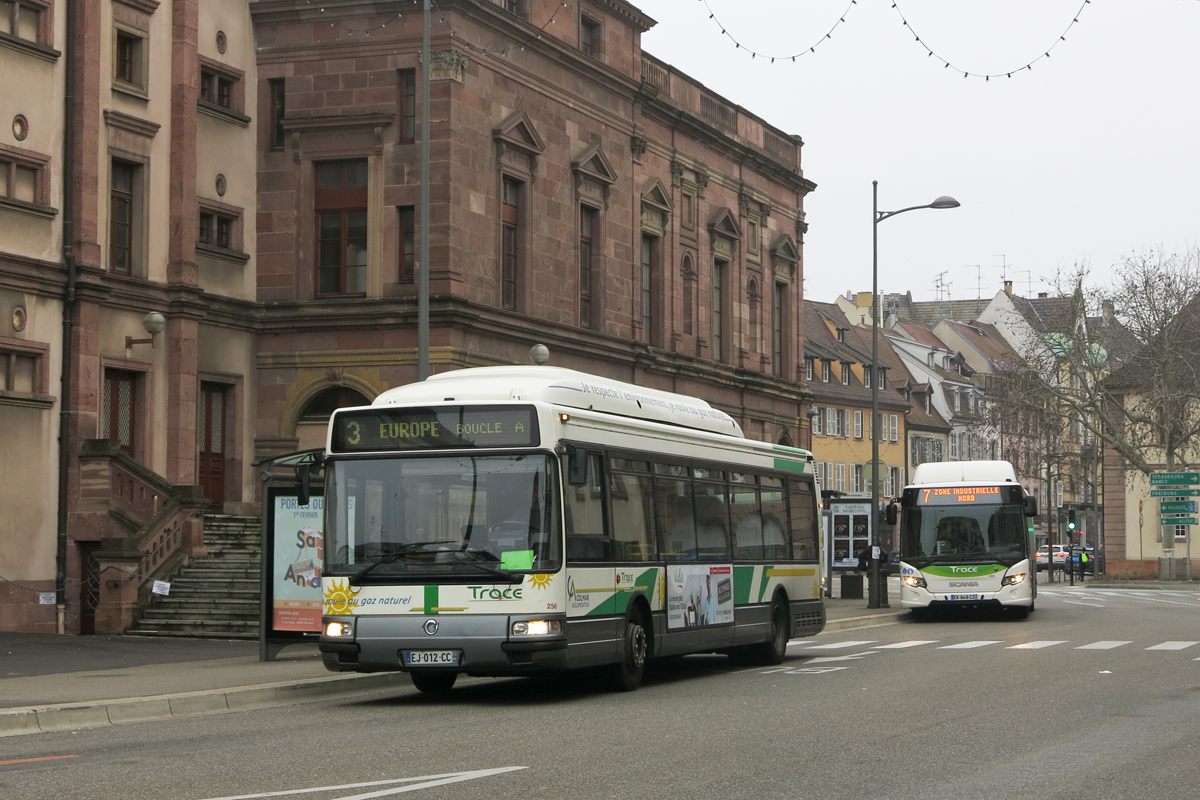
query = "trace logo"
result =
(950, 566, 981, 574)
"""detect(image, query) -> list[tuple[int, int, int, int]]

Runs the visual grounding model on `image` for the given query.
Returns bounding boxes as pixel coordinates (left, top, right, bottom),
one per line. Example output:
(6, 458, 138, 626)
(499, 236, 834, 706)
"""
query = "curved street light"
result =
(868, 182, 960, 609)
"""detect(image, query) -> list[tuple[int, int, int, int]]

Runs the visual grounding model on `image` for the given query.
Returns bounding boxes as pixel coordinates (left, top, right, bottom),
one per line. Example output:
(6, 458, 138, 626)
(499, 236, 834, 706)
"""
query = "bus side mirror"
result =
(567, 445, 588, 487)
(885, 503, 897, 526)
(297, 464, 311, 507)
(1024, 496, 1038, 518)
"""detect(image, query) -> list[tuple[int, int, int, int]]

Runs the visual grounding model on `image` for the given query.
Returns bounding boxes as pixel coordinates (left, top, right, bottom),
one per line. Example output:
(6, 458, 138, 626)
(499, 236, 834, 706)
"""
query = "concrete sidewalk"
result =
(0, 584, 908, 738)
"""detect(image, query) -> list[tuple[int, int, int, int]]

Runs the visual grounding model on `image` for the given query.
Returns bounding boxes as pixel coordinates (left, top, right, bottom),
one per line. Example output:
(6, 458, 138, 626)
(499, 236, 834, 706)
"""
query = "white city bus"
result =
(317, 366, 824, 692)
(897, 460, 1039, 619)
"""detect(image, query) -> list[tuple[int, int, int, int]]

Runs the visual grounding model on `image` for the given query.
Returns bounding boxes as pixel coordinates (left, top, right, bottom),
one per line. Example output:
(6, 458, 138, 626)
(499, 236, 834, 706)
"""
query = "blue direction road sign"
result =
(1160, 501, 1197, 514)
(1151, 472, 1200, 486)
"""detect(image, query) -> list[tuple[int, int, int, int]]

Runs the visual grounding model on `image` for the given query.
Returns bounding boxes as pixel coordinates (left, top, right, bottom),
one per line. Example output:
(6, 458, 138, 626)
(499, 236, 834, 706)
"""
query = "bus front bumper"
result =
(900, 581, 1033, 608)
(320, 613, 569, 675)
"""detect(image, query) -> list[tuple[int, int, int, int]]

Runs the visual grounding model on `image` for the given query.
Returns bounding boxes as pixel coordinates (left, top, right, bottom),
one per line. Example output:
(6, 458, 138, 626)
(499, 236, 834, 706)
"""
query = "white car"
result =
(1035, 544, 1069, 569)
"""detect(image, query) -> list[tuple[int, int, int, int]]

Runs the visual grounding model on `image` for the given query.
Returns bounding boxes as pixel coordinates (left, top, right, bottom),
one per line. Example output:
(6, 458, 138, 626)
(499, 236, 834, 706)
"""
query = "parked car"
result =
(1035, 544, 1069, 570)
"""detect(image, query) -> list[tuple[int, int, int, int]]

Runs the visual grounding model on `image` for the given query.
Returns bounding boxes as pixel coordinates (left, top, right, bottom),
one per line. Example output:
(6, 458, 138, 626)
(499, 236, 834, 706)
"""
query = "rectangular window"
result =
(269, 78, 286, 150)
(398, 69, 416, 141)
(0, 1, 43, 45)
(198, 210, 237, 250)
(110, 159, 138, 273)
(579, 206, 596, 327)
(654, 469, 696, 560)
(501, 177, 522, 310)
(821, 360, 831, 382)
(314, 159, 369, 296)
(813, 461, 825, 488)
(864, 365, 872, 389)
(773, 283, 785, 377)
(826, 407, 840, 437)
(805, 358, 813, 382)
(889, 414, 899, 442)
(398, 206, 415, 282)
(580, 15, 602, 57)
(812, 406, 823, 436)
(200, 70, 233, 109)
(641, 234, 657, 345)
(854, 410, 863, 439)
(0, 151, 45, 206)
(835, 463, 846, 492)
(949, 432, 959, 460)
(1, 339, 47, 398)
(850, 464, 862, 494)
(114, 27, 146, 90)
(841, 363, 850, 385)
(712, 257, 727, 361)
(505, 0, 521, 14)
(564, 454, 609, 562)
(609, 468, 655, 561)
(681, 192, 694, 229)
(102, 369, 139, 457)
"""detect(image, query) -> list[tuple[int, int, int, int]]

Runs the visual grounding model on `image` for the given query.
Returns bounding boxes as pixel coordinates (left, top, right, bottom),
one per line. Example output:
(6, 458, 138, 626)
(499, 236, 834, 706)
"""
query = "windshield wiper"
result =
(349, 540, 458, 585)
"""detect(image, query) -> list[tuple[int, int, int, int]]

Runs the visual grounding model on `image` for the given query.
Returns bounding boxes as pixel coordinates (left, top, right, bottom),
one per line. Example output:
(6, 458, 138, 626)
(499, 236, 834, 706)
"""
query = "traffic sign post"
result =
(1153, 471, 1197, 580)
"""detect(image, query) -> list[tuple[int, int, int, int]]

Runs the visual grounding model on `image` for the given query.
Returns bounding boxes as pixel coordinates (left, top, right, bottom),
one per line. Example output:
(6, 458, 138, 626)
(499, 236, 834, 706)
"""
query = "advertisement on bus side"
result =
(667, 564, 734, 629)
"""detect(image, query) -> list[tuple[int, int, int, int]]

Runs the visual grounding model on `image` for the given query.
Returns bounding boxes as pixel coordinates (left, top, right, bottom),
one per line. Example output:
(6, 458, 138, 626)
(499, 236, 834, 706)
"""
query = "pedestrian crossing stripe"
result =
(797, 638, 1199, 652)
(873, 640, 939, 649)
(1144, 641, 1198, 650)
(1075, 641, 1132, 650)
(938, 641, 1003, 649)
(1006, 640, 1068, 649)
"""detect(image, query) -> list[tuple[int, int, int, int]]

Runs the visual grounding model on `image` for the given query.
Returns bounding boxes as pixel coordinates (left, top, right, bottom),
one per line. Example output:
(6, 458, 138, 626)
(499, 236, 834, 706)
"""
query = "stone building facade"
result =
(0, 0, 815, 633)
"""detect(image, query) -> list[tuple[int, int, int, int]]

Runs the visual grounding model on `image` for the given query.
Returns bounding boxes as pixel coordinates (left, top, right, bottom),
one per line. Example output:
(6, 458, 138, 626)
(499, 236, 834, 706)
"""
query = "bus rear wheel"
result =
(608, 611, 648, 692)
(410, 670, 457, 693)
(733, 599, 789, 666)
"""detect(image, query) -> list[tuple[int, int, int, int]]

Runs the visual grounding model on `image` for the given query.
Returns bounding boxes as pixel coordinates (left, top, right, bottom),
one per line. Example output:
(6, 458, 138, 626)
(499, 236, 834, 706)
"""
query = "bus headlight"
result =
(902, 575, 927, 589)
(512, 619, 562, 636)
(1001, 573, 1026, 586)
(324, 619, 354, 638)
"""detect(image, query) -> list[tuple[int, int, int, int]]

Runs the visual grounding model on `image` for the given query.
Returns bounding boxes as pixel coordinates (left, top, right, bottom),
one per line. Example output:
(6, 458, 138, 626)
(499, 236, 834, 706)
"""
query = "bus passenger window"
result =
(564, 453, 610, 561)
(760, 477, 789, 560)
(610, 470, 655, 561)
(788, 480, 818, 561)
(654, 472, 696, 560)
(693, 482, 730, 560)
(730, 474, 762, 559)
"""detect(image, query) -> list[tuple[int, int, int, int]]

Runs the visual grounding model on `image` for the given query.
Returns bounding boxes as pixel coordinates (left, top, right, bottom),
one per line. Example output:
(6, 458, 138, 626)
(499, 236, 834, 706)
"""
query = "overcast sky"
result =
(634, 0, 1200, 305)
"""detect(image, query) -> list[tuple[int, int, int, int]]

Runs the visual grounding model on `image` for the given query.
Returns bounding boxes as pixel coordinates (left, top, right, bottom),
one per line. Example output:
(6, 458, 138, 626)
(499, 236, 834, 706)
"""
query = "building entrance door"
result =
(198, 382, 226, 505)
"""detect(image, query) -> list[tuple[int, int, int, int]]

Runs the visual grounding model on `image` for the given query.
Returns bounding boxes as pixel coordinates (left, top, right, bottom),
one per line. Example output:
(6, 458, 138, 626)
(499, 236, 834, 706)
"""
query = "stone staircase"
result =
(127, 514, 262, 639)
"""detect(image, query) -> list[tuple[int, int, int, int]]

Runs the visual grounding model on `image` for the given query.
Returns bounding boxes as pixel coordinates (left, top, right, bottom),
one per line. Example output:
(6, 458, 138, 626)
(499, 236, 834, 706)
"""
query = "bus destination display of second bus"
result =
(918, 486, 1002, 505)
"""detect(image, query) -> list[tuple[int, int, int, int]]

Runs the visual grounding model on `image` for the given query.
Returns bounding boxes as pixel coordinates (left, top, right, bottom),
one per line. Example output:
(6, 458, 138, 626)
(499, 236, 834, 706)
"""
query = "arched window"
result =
(296, 386, 371, 450)
(747, 279, 760, 357)
(682, 252, 695, 336)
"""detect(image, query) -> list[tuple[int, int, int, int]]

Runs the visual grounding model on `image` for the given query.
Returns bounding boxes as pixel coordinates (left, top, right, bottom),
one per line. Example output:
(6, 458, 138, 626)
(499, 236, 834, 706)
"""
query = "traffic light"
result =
(1067, 509, 1077, 532)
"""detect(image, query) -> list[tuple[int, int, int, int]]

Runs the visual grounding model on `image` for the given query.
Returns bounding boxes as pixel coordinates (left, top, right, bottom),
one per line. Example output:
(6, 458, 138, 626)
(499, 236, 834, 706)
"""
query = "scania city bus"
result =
(317, 366, 824, 692)
(897, 460, 1038, 619)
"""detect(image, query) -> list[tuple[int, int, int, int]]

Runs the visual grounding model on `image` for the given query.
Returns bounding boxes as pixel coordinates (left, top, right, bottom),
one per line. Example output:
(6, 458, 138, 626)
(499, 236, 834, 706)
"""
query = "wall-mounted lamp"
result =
(126, 311, 167, 349)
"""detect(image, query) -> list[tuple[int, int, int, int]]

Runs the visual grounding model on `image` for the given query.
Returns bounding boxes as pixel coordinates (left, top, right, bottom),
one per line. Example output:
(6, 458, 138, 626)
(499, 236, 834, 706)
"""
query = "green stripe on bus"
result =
(773, 458, 806, 473)
(424, 585, 439, 615)
(733, 566, 755, 604)
(758, 566, 775, 602)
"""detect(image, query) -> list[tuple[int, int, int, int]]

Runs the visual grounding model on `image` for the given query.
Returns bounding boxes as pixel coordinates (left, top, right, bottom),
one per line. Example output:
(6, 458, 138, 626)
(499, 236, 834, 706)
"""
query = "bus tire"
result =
(743, 598, 789, 666)
(1010, 606, 1030, 620)
(910, 607, 929, 622)
(608, 610, 649, 692)
(410, 670, 457, 693)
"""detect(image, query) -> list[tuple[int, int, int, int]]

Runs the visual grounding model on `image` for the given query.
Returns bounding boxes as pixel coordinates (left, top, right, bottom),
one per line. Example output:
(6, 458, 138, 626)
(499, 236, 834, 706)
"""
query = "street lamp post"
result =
(868, 181, 960, 609)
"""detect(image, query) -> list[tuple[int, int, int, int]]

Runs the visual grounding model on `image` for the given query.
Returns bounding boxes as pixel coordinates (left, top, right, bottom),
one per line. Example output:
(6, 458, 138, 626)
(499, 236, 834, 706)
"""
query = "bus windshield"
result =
(324, 453, 561, 580)
(900, 499, 1028, 568)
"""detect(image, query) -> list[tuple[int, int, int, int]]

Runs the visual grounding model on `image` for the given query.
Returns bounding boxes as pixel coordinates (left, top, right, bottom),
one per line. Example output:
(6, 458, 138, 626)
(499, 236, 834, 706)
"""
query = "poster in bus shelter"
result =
(272, 493, 324, 632)
(666, 564, 734, 629)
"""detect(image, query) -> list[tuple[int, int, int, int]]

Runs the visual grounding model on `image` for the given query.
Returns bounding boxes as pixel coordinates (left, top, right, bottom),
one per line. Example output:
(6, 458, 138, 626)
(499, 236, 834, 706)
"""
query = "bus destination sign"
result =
(331, 405, 539, 453)
(918, 486, 1002, 505)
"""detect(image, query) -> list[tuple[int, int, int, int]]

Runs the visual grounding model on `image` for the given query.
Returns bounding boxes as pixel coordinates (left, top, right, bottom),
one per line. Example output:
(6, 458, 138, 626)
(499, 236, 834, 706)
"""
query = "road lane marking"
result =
(797, 640, 877, 650)
(873, 640, 939, 649)
(1125, 595, 1200, 608)
(1006, 641, 1068, 649)
(1075, 641, 1132, 650)
(0, 755, 80, 766)
(805, 651, 880, 664)
(1145, 641, 1199, 651)
(1062, 600, 1107, 608)
(938, 641, 1002, 649)
(199, 768, 529, 800)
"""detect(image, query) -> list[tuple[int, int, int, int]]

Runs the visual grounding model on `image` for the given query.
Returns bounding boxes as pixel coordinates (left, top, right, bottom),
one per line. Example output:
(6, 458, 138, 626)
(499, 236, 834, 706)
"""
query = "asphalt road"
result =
(3, 585, 1199, 800)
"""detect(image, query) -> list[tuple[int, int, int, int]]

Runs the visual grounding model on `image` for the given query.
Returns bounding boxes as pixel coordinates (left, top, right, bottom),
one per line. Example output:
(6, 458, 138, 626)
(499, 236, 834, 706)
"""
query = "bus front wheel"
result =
(410, 670, 458, 693)
(608, 611, 648, 692)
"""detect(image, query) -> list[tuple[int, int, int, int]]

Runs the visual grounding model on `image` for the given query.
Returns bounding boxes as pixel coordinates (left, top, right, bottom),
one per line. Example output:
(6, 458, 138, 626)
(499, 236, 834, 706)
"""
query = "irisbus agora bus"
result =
(898, 460, 1039, 619)
(317, 366, 824, 692)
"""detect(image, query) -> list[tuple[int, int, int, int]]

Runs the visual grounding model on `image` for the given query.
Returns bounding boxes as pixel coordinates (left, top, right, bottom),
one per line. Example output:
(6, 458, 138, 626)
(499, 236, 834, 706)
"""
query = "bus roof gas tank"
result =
(910, 460, 1018, 486)
(372, 366, 744, 438)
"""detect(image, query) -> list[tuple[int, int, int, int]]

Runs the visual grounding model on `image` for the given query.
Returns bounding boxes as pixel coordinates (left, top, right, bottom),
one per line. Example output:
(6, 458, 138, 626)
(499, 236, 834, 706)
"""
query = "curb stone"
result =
(0, 672, 411, 739)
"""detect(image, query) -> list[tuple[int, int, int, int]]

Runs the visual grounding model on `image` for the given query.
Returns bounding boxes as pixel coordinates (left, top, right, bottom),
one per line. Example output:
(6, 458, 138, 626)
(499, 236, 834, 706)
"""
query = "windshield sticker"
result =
(323, 578, 361, 615)
(499, 550, 535, 570)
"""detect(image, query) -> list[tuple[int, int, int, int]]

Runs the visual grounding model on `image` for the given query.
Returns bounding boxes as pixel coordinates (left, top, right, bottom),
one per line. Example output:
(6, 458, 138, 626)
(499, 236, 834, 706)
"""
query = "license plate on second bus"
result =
(403, 650, 461, 666)
(948, 594, 981, 601)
